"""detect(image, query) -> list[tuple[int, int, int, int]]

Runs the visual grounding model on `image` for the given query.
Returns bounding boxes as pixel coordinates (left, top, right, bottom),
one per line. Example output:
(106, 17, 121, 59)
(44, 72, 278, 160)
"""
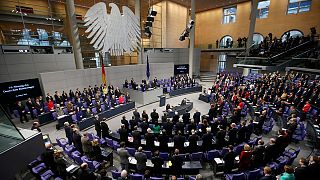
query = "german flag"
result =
(101, 60, 106, 85)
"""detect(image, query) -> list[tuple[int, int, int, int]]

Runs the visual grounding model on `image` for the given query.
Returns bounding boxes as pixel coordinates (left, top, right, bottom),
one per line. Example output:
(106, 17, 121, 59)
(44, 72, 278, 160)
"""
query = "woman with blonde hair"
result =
(92, 139, 103, 162)
(239, 144, 253, 171)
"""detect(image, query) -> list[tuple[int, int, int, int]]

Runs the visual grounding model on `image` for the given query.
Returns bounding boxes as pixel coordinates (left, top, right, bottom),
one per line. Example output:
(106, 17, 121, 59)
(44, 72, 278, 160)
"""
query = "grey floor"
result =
(11, 81, 314, 179)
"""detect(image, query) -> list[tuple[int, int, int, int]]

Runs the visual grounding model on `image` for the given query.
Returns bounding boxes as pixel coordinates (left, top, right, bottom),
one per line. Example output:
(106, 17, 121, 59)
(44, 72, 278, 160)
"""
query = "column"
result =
(246, 0, 258, 55)
(135, 0, 143, 64)
(65, 0, 83, 69)
(188, 0, 195, 77)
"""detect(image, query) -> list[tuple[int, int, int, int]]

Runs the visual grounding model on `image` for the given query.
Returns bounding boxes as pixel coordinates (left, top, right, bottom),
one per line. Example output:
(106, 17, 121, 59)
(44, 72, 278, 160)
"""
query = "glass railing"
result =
(0, 105, 25, 154)
(236, 58, 272, 66)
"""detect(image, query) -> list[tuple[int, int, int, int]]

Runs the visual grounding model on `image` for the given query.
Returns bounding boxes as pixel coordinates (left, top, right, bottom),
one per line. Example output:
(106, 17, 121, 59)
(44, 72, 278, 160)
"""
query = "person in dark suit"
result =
(202, 128, 213, 151)
(129, 116, 138, 132)
(176, 119, 185, 134)
(308, 156, 320, 179)
(101, 120, 110, 138)
(151, 151, 164, 177)
(77, 163, 97, 180)
(215, 126, 226, 149)
(121, 116, 129, 130)
(264, 138, 277, 163)
(228, 123, 238, 146)
(52, 150, 67, 179)
(64, 122, 73, 145)
(41, 144, 55, 169)
(26, 98, 35, 119)
(158, 130, 169, 152)
(73, 128, 83, 154)
(133, 109, 140, 121)
(163, 119, 173, 136)
(145, 128, 155, 151)
(252, 140, 265, 168)
(188, 130, 199, 152)
(94, 116, 102, 138)
(140, 119, 149, 135)
(172, 112, 180, 124)
(275, 130, 290, 157)
(238, 121, 247, 144)
(188, 120, 197, 134)
(119, 124, 129, 145)
(173, 131, 186, 152)
(260, 166, 276, 180)
(223, 145, 236, 174)
(142, 110, 149, 121)
(132, 126, 141, 149)
(193, 110, 201, 124)
(150, 109, 159, 123)
(16, 101, 28, 123)
(294, 158, 310, 180)
(171, 149, 184, 177)
(135, 147, 147, 174)
(182, 112, 190, 124)
(166, 104, 171, 111)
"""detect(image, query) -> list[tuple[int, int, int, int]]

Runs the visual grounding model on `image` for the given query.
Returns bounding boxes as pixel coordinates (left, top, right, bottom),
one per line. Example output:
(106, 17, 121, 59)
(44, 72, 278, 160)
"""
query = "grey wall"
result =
(0, 52, 75, 83)
(0, 132, 45, 180)
(39, 63, 174, 96)
(144, 48, 200, 76)
(226, 55, 243, 74)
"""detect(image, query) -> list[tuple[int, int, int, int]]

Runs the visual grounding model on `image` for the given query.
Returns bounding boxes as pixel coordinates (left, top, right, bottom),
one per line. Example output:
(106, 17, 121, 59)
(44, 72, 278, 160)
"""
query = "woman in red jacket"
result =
(47, 99, 54, 110)
(239, 144, 253, 171)
(301, 101, 311, 121)
(118, 95, 125, 104)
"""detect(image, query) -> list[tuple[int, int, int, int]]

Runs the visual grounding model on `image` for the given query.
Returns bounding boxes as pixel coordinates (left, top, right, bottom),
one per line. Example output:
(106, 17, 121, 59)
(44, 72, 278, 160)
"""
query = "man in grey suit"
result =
(81, 132, 93, 158)
(117, 142, 130, 171)
(134, 146, 147, 174)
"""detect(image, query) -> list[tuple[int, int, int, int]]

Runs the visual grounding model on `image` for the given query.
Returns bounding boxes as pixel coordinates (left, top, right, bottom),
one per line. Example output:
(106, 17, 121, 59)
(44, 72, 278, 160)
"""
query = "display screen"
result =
(174, 64, 189, 75)
(0, 78, 42, 103)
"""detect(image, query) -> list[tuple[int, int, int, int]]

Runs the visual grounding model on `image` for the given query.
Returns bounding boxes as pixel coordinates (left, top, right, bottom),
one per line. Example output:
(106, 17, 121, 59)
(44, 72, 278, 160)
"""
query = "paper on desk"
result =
(184, 142, 189, 147)
(214, 158, 224, 164)
(66, 165, 76, 172)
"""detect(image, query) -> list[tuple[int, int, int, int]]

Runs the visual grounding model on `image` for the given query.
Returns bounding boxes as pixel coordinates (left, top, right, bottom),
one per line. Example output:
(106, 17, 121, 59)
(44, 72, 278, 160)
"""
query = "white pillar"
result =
(65, 0, 83, 69)
(188, 0, 195, 77)
(135, 0, 143, 64)
(246, 0, 258, 55)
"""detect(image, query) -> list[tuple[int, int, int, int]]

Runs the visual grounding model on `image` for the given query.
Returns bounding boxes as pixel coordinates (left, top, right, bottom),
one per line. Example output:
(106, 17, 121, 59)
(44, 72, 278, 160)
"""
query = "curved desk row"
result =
(167, 102, 193, 118)
(167, 86, 202, 97)
(128, 157, 202, 175)
(77, 102, 135, 130)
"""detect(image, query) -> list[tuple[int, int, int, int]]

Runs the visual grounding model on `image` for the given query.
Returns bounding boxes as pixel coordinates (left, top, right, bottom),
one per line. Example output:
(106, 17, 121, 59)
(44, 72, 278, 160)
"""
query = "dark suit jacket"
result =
(150, 112, 159, 122)
(119, 128, 128, 143)
(228, 128, 238, 145)
(264, 144, 277, 162)
(294, 166, 309, 180)
(202, 133, 213, 150)
(173, 135, 186, 150)
(151, 156, 164, 170)
(135, 152, 147, 171)
(171, 155, 183, 172)
(145, 133, 155, 150)
(223, 151, 236, 172)
(193, 112, 201, 123)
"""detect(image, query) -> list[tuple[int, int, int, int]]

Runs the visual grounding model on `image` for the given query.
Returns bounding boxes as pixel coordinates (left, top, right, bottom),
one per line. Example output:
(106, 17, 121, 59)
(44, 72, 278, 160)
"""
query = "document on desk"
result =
(214, 158, 224, 164)
(184, 142, 189, 147)
(128, 157, 137, 164)
(141, 139, 146, 145)
(66, 165, 76, 172)
(154, 141, 160, 146)
(57, 115, 67, 119)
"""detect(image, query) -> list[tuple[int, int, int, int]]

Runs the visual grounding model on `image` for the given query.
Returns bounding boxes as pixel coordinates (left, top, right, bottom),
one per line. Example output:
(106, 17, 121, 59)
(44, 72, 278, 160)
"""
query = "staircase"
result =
(200, 72, 216, 82)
